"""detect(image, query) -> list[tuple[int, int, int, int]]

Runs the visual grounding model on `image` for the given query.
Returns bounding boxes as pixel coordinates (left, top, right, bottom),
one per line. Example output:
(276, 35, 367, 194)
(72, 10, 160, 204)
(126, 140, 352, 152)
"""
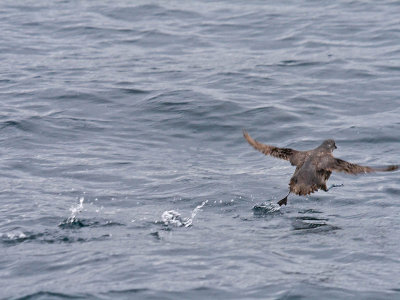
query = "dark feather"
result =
(327, 158, 374, 174)
(243, 130, 306, 167)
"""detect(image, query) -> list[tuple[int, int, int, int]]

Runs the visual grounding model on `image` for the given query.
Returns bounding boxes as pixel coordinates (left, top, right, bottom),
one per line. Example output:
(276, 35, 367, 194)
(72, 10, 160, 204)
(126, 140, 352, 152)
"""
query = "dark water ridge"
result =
(1, 0, 400, 299)
(11, 286, 400, 300)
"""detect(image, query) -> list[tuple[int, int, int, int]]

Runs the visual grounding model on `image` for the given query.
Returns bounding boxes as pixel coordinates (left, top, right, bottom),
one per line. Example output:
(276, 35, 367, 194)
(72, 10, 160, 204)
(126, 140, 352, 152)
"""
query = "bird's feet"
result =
(277, 196, 288, 206)
(326, 183, 344, 191)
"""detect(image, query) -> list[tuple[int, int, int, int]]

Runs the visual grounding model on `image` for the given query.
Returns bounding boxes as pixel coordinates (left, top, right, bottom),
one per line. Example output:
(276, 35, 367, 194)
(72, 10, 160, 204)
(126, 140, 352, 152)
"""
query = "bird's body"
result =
(243, 130, 398, 206)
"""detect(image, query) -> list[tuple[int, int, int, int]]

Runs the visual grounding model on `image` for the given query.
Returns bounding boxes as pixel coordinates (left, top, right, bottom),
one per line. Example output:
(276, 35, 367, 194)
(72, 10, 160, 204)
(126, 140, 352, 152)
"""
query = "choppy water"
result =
(1, 1, 400, 299)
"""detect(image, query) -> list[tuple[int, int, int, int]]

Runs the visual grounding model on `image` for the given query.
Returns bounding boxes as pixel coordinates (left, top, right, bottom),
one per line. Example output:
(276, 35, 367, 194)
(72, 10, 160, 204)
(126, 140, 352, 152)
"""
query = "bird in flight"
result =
(243, 130, 398, 206)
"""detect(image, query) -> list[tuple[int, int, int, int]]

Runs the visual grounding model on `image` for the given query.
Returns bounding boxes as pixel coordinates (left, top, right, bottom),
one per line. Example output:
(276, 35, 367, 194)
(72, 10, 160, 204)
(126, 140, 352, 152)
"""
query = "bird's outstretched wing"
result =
(324, 157, 398, 174)
(243, 130, 306, 167)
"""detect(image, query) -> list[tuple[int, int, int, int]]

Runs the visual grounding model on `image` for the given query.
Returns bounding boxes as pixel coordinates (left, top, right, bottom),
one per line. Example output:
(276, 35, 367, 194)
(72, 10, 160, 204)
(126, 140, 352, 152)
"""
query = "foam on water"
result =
(161, 210, 188, 227)
(1, 231, 27, 243)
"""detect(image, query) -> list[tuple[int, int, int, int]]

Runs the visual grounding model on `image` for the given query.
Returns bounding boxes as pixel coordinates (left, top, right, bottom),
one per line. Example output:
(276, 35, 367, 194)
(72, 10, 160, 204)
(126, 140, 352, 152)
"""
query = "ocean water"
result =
(1, 1, 400, 299)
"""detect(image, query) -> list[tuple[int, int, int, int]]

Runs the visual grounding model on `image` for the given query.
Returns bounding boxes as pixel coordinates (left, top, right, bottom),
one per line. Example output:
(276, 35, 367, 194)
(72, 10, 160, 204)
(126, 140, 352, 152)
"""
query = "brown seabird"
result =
(243, 130, 398, 206)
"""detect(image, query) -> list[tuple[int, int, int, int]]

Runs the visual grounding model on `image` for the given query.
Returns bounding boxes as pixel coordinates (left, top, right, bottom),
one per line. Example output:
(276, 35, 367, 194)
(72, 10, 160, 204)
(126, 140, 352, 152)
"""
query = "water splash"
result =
(161, 210, 187, 227)
(161, 200, 208, 228)
(68, 196, 84, 223)
(186, 199, 208, 227)
(59, 197, 85, 228)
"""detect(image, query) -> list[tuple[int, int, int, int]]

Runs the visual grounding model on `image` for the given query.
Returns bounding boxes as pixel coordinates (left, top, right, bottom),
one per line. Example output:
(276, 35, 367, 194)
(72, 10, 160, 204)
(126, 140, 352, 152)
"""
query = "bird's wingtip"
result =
(386, 165, 399, 172)
(375, 165, 399, 172)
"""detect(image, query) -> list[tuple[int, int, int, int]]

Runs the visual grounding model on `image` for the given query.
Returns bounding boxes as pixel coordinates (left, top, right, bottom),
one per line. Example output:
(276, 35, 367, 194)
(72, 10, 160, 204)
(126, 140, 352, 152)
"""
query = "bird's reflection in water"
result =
(292, 210, 340, 233)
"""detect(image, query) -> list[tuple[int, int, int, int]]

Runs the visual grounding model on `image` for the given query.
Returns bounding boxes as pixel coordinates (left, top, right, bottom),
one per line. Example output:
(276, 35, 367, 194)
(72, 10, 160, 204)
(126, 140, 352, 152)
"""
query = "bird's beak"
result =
(334, 145, 337, 149)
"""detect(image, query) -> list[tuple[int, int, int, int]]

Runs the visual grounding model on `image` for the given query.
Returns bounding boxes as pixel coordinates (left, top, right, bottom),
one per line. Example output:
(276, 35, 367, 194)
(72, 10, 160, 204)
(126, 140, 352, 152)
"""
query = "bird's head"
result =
(320, 139, 337, 152)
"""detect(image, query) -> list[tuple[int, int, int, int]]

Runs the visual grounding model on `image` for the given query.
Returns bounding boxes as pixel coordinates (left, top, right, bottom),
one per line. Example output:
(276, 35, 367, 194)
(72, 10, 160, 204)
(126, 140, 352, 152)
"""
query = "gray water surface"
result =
(1, 1, 400, 299)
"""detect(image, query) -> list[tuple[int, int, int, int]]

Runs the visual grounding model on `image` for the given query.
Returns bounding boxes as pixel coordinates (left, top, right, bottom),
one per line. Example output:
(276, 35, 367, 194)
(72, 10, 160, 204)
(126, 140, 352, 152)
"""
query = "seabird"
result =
(243, 130, 398, 206)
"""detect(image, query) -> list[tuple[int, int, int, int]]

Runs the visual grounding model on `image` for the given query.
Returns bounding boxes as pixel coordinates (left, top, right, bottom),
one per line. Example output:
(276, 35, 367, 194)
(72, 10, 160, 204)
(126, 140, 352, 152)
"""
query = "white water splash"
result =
(161, 200, 208, 228)
(67, 196, 84, 223)
(161, 210, 187, 227)
(186, 200, 208, 227)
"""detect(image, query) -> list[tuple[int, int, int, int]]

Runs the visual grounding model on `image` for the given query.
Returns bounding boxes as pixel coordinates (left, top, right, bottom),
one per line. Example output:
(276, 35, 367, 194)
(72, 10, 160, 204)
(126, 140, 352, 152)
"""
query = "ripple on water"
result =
(291, 215, 341, 233)
(1, 229, 112, 245)
(252, 202, 282, 216)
